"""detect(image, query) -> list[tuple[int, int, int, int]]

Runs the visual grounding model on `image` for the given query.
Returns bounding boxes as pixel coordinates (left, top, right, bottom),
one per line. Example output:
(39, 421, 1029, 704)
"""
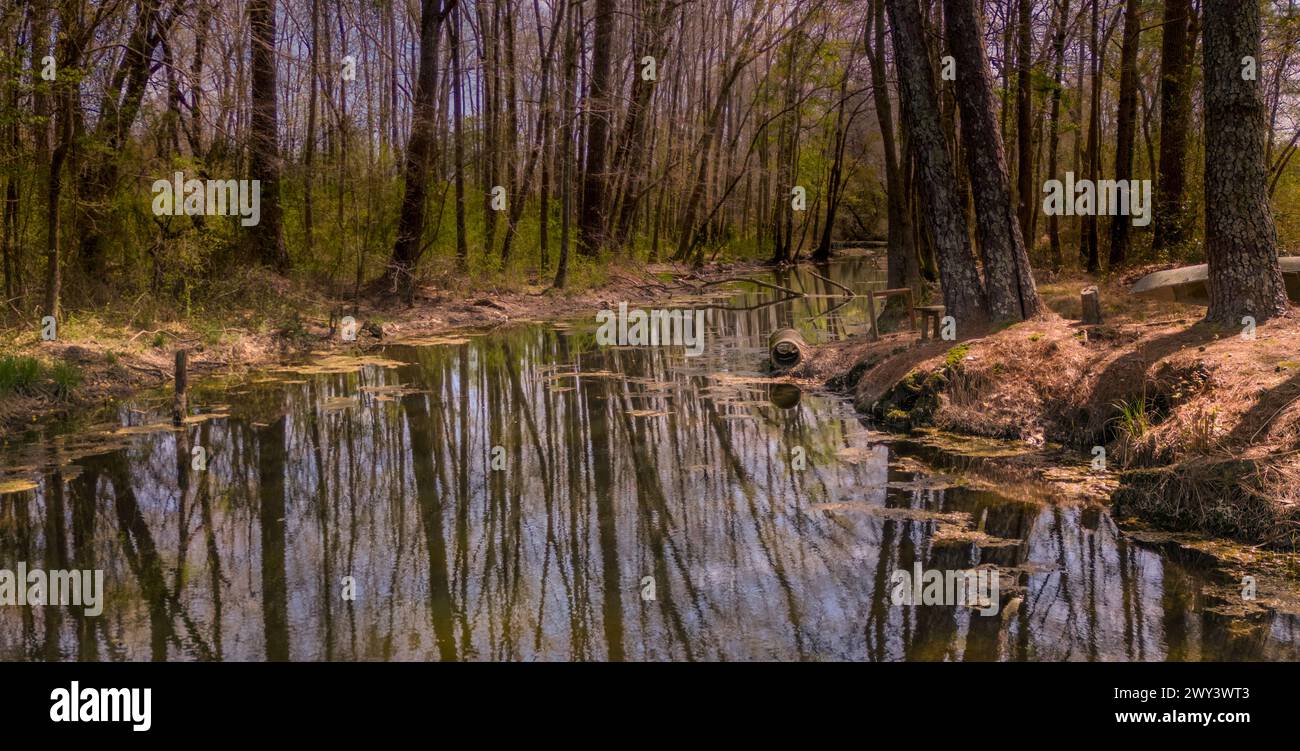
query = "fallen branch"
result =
(696, 294, 803, 312)
(805, 268, 856, 297)
(692, 276, 805, 297)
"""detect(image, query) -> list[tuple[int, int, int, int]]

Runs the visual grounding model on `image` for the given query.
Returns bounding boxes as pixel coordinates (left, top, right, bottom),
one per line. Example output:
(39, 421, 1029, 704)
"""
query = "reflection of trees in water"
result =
(1, 263, 1297, 661)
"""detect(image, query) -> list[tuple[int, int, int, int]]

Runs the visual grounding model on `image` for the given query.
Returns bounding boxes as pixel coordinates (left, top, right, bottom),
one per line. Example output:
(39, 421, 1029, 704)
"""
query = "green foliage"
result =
(0, 356, 42, 395)
(48, 362, 82, 398)
(1111, 396, 1152, 441)
(0, 355, 80, 400)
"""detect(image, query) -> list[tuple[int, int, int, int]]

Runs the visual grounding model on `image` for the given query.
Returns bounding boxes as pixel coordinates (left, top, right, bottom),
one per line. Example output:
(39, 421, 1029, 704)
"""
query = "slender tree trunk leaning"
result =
(500, 0, 567, 261)
(249, 0, 290, 272)
(866, 0, 918, 291)
(944, 0, 1043, 322)
(1201, 0, 1287, 326)
(388, 0, 453, 294)
(885, 0, 988, 326)
(814, 40, 857, 263)
(73, 0, 164, 278)
(610, 0, 673, 252)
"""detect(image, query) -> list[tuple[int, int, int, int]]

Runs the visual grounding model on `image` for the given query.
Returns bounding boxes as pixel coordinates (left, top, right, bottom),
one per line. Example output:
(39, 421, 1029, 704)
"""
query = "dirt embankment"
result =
(0, 260, 766, 438)
(799, 280, 1300, 548)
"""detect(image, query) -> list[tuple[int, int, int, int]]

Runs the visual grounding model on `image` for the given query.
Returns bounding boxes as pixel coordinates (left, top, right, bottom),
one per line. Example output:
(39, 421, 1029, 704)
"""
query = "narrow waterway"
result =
(1, 256, 1296, 660)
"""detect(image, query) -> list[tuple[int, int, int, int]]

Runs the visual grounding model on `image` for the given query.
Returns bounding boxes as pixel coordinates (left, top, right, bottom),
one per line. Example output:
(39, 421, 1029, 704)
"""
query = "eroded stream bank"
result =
(1, 256, 1297, 660)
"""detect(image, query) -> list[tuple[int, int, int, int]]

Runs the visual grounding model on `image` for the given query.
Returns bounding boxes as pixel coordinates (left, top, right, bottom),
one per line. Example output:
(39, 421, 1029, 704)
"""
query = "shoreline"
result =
(0, 256, 806, 438)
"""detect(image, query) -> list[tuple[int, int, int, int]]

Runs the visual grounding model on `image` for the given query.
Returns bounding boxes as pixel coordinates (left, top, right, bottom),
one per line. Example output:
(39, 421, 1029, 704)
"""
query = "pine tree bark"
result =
(1201, 0, 1287, 325)
(943, 0, 1042, 321)
(885, 0, 988, 326)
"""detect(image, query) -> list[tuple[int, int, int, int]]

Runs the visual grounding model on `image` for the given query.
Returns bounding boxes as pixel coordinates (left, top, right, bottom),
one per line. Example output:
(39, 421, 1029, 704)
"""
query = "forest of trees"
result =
(0, 0, 1296, 329)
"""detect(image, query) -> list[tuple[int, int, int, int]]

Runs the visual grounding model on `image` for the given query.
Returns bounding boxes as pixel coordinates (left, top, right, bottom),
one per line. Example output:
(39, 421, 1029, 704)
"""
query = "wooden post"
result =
(172, 350, 188, 426)
(866, 290, 879, 341)
(1081, 286, 1103, 324)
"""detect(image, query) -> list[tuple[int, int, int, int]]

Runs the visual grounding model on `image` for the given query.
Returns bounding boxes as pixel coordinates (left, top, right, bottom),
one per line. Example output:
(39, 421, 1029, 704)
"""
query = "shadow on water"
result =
(1, 256, 1297, 660)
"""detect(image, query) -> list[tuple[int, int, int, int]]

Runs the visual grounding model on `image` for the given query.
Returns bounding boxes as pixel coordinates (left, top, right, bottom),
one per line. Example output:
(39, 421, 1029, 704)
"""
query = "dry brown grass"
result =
(823, 278, 1300, 546)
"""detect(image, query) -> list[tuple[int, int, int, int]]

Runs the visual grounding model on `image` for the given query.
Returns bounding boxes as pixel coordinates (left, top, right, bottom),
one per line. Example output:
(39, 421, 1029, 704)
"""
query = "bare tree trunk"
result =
(1151, 0, 1196, 251)
(578, 0, 615, 256)
(76, 0, 166, 276)
(451, 4, 468, 267)
(1, 9, 20, 303)
(610, 0, 673, 252)
(249, 0, 290, 271)
(770, 34, 800, 265)
(867, 0, 918, 291)
(1201, 0, 1287, 325)
(1081, 0, 1101, 271)
(1015, 0, 1034, 247)
(814, 34, 858, 263)
(304, 0, 319, 261)
(554, 4, 578, 288)
(500, 0, 567, 261)
(44, 65, 71, 321)
(885, 0, 988, 326)
(41, 4, 82, 321)
(1046, 0, 1070, 269)
(388, 0, 453, 293)
(1108, 0, 1141, 266)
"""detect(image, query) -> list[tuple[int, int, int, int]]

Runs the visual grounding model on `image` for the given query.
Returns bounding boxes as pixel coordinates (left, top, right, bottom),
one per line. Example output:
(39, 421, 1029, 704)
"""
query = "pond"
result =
(1, 255, 1296, 661)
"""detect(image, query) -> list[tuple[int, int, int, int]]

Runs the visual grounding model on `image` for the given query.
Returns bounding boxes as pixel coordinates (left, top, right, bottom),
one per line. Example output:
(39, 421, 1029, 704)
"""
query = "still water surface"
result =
(1, 257, 1297, 660)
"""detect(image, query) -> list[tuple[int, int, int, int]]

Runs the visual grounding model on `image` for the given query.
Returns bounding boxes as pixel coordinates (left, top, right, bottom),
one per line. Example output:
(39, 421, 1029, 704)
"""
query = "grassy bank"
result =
(804, 273, 1300, 549)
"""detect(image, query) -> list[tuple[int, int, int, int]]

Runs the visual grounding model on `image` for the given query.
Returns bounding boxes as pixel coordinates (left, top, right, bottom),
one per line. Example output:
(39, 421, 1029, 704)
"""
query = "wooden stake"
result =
(866, 289, 879, 340)
(1081, 286, 1103, 324)
(172, 350, 188, 426)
